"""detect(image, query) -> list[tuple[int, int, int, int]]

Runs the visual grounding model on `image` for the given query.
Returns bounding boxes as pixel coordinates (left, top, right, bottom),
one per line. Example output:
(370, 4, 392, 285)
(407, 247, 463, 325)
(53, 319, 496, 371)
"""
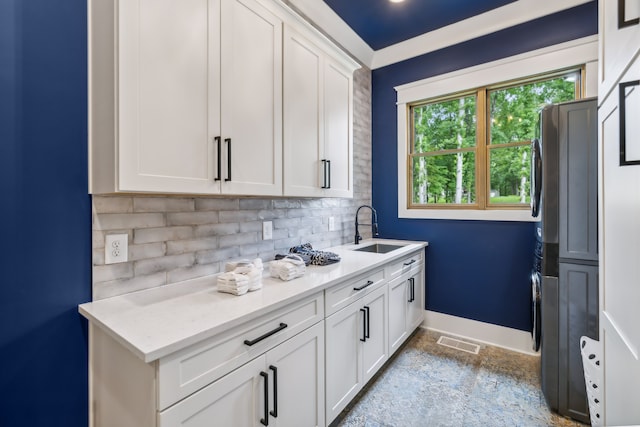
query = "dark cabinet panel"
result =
(558, 101, 598, 262)
(558, 262, 599, 424)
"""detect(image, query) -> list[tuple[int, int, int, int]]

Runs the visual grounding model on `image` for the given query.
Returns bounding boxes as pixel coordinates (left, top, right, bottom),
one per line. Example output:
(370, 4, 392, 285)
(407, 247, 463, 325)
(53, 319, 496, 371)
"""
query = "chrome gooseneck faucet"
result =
(354, 205, 379, 244)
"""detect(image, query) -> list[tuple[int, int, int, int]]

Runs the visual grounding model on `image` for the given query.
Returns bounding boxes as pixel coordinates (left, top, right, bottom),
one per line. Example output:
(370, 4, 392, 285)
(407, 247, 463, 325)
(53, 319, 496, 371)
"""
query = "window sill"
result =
(398, 207, 537, 222)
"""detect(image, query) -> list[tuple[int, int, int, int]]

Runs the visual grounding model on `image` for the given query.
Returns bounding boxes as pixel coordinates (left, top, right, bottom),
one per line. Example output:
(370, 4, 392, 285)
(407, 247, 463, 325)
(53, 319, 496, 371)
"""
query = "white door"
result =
(323, 59, 353, 197)
(388, 274, 409, 354)
(283, 26, 324, 197)
(118, 0, 220, 194)
(361, 285, 388, 383)
(266, 322, 325, 427)
(599, 54, 640, 426)
(158, 355, 265, 427)
(220, 0, 282, 196)
(325, 303, 363, 424)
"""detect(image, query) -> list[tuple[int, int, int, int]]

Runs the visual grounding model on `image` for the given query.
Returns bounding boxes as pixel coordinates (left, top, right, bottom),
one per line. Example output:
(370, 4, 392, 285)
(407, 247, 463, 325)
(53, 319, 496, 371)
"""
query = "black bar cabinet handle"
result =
(225, 138, 232, 181)
(353, 280, 374, 291)
(408, 278, 415, 302)
(403, 259, 416, 266)
(269, 365, 278, 418)
(260, 371, 269, 426)
(326, 159, 331, 189)
(244, 323, 288, 346)
(364, 306, 370, 339)
(321, 159, 328, 189)
(359, 308, 367, 342)
(214, 136, 222, 181)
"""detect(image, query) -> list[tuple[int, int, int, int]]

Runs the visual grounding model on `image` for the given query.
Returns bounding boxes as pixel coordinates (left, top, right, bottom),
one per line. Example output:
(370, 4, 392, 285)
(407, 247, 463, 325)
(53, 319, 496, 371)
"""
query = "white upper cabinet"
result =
(283, 26, 359, 198)
(114, 0, 219, 194)
(89, 0, 357, 197)
(219, 0, 282, 196)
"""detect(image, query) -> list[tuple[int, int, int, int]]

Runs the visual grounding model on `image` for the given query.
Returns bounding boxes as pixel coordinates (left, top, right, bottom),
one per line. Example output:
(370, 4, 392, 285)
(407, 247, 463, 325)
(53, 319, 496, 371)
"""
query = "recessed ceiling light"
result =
(389, 0, 405, 3)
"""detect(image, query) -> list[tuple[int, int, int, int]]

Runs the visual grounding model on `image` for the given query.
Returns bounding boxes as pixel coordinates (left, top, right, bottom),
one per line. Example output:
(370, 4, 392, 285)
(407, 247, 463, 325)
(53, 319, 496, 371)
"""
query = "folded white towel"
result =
(270, 255, 305, 281)
(217, 272, 250, 296)
(218, 259, 264, 294)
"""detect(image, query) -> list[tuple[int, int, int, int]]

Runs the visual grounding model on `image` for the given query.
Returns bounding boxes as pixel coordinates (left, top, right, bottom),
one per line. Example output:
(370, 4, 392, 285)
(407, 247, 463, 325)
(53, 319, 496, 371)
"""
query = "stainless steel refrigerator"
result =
(536, 98, 599, 424)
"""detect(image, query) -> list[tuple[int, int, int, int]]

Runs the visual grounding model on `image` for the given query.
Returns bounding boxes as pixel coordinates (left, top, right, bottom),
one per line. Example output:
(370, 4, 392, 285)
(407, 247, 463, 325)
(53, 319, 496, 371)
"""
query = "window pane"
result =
(489, 145, 531, 204)
(412, 152, 476, 204)
(489, 74, 577, 144)
(412, 95, 476, 153)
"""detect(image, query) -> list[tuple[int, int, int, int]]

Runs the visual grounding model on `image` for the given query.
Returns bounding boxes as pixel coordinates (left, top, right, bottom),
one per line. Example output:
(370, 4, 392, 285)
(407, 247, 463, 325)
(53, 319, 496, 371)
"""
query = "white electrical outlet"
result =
(105, 234, 128, 264)
(328, 216, 336, 231)
(262, 221, 273, 240)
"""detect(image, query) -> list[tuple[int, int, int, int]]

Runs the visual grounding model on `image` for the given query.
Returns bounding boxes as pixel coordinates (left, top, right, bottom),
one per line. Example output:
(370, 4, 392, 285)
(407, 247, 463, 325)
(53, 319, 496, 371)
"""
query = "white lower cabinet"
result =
(388, 253, 424, 354)
(325, 284, 388, 423)
(86, 244, 426, 427)
(389, 268, 424, 354)
(158, 355, 265, 427)
(159, 321, 325, 427)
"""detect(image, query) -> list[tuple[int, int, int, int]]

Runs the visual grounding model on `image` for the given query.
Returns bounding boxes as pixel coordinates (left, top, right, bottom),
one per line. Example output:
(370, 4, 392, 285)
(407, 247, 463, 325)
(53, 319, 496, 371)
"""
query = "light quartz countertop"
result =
(79, 239, 428, 363)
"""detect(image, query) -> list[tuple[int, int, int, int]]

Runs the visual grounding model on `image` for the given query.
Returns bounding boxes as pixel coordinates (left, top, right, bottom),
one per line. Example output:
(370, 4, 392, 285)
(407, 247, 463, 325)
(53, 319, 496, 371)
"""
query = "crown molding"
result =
(283, 0, 373, 66)
(285, 0, 593, 70)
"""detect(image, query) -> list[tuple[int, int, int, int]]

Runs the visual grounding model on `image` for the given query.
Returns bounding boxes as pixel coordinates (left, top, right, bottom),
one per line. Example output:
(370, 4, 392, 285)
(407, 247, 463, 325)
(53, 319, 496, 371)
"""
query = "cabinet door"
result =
(361, 285, 388, 384)
(158, 355, 266, 427)
(118, 0, 220, 194)
(323, 59, 353, 197)
(283, 27, 324, 197)
(558, 263, 599, 424)
(220, 0, 282, 196)
(407, 269, 424, 331)
(388, 274, 409, 354)
(325, 303, 363, 423)
(266, 322, 325, 427)
(558, 100, 598, 262)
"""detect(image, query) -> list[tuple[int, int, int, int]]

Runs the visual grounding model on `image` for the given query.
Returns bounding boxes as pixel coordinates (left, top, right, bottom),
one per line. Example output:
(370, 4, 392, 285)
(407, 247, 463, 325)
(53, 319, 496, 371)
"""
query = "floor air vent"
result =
(437, 336, 480, 355)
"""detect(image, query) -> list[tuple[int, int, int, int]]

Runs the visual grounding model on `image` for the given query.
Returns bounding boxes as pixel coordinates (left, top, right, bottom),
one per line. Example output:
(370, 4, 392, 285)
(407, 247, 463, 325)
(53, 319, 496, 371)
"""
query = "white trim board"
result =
(422, 310, 538, 356)
(284, 0, 593, 70)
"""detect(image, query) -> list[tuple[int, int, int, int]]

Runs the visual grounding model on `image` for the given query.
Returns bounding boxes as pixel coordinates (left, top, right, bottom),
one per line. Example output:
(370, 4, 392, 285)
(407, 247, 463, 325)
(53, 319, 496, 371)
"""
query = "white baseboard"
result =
(421, 310, 539, 356)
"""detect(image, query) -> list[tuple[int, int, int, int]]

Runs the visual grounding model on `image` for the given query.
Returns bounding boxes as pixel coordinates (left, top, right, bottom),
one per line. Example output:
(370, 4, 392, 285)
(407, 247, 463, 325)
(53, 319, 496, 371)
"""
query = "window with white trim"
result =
(395, 37, 598, 222)
(408, 70, 580, 209)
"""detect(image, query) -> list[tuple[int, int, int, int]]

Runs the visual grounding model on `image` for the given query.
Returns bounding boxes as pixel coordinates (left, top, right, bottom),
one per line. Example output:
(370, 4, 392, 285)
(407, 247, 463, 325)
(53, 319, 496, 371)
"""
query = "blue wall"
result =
(372, 2, 598, 331)
(0, 1, 91, 426)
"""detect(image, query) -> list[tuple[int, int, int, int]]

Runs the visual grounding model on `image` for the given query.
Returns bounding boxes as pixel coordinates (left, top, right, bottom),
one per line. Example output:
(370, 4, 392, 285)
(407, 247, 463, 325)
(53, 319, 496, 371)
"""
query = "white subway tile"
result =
(166, 238, 217, 255)
(134, 226, 193, 244)
(219, 210, 259, 223)
(93, 262, 134, 283)
(129, 242, 166, 261)
(195, 198, 239, 211)
(196, 247, 241, 264)
(93, 196, 133, 213)
(239, 199, 272, 210)
(134, 253, 195, 276)
(194, 223, 239, 237)
(94, 213, 165, 230)
(219, 232, 258, 248)
(133, 197, 194, 212)
(167, 211, 219, 226)
(167, 264, 219, 284)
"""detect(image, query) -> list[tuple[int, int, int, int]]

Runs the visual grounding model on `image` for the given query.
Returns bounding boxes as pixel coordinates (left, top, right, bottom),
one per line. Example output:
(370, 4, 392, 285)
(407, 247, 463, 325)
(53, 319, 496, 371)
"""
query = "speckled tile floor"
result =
(334, 328, 586, 427)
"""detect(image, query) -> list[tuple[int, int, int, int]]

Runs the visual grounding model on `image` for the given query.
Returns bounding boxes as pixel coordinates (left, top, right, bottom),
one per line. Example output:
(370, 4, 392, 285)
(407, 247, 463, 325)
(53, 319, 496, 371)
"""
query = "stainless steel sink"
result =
(352, 243, 405, 254)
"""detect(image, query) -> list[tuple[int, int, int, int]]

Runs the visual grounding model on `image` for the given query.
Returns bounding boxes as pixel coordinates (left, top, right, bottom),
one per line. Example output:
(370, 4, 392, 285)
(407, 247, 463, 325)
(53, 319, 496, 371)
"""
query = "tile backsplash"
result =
(91, 67, 372, 300)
